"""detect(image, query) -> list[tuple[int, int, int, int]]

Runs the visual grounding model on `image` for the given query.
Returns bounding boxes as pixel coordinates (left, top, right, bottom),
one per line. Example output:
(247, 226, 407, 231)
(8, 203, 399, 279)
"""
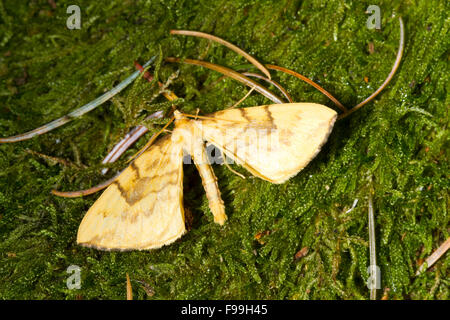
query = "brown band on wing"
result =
(264, 106, 277, 130)
(113, 169, 179, 206)
(112, 180, 128, 199)
(239, 108, 252, 122)
(130, 161, 141, 179)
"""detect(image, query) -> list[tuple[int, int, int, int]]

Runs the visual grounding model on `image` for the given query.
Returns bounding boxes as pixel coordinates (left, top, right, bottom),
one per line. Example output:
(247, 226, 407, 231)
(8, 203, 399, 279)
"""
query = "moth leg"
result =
(222, 151, 246, 180)
(192, 143, 227, 225)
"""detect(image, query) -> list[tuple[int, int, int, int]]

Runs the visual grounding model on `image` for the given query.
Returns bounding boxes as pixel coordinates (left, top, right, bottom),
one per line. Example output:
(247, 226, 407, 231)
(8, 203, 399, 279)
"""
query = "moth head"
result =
(173, 110, 183, 121)
(171, 111, 193, 144)
(173, 110, 191, 130)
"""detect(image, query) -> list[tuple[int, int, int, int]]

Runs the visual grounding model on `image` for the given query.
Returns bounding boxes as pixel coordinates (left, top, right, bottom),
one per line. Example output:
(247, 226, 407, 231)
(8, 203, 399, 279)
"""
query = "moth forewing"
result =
(196, 103, 337, 184)
(76, 135, 186, 251)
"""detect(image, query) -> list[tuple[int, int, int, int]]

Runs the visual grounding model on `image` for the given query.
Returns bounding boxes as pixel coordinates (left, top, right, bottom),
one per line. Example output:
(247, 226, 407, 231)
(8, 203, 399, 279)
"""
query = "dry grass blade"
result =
(339, 17, 404, 119)
(52, 62, 176, 198)
(100, 60, 179, 173)
(51, 173, 121, 197)
(101, 111, 164, 172)
(0, 56, 157, 143)
(171, 30, 271, 79)
(126, 273, 133, 300)
(416, 237, 450, 276)
(166, 57, 283, 104)
(242, 72, 293, 103)
(265, 64, 347, 112)
(368, 191, 377, 300)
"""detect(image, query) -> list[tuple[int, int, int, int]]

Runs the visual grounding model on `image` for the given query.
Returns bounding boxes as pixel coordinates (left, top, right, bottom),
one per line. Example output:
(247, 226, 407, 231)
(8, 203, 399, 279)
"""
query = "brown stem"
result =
(170, 30, 271, 79)
(339, 17, 405, 119)
(265, 64, 347, 112)
(51, 173, 120, 197)
(165, 57, 283, 104)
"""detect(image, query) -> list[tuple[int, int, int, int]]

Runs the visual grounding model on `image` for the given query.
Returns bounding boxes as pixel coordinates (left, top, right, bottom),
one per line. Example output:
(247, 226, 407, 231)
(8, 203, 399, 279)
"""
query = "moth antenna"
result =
(179, 113, 249, 124)
(339, 17, 405, 119)
(170, 30, 271, 79)
(203, 71, 292, 104)
(0, 56, 157, 143)
(222, 154, 246, 179)
(243, 72, 293, 103)
(52, 122, 173, 198)
(101, 60, 180, 174)
(165, 57, 283, 104)
(227, 87, 255, 109)
(126, 116, 176, 163)
(53, 123, 176, 198)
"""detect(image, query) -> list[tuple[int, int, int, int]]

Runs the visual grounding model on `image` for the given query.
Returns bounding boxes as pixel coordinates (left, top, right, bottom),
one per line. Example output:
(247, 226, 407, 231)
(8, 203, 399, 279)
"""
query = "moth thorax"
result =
(171, 119, 195, 146)
(173, 110, 184, 120)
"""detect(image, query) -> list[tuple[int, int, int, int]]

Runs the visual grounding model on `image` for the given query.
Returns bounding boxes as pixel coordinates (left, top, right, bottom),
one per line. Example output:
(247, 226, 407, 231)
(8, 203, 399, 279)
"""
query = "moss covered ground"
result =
(0, 0, 448, 299)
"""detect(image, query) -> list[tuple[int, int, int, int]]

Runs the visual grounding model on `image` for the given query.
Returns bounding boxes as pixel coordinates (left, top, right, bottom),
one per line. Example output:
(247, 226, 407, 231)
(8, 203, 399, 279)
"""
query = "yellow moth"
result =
(77, 103, 337, 250)
(0, 19, 403, 252)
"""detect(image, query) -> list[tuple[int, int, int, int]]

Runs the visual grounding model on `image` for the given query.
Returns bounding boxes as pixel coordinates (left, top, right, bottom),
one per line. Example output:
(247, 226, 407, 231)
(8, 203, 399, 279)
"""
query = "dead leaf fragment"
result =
(294, 247, 309, 260)
(254, 230, 270, 244)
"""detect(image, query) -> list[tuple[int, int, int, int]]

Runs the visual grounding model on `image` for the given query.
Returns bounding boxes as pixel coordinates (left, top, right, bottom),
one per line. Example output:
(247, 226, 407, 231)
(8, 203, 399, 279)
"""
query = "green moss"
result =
(0, 0, 448, 299)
